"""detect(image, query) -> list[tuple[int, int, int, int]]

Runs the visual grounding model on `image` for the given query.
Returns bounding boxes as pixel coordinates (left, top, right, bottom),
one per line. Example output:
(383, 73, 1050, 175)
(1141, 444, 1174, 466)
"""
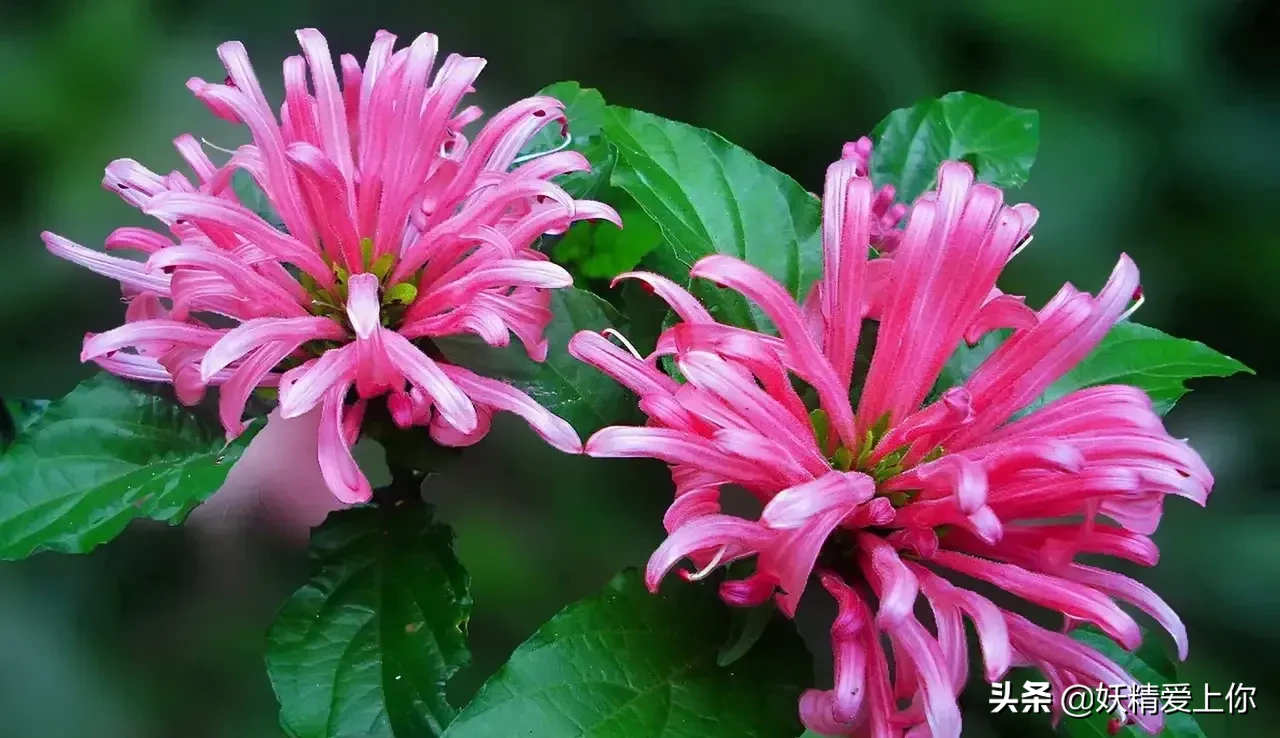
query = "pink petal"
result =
(662, 487, 721, 532)
(613, 271, 713, 324)
(207, 43, 316, 242)
(819, 571, 874, 723)
(429, 405, 495, 448)
(930, 550, 1141, 650)
(317, 383, 372, 503)
(278, 344, 359, 419)
(144, 244, 308, 317)
(345, 273, 382, 339)
(759, 471, 875, 530)
(437, 363, 580, 453)
(819, 162, 873, 388)
(104, 227, 173, 254)
(691, 255, 858, 447)
(287, 142, 362, 269)
(956, 256, 1142, 445)
(44, 232, 172, 295)
(144, 192, 332, 284)
(719, 571, 779, 607)
(761, 502, 864, 617)
(898, 455, 988, 514)
(964, 292, 1038, 345)
(218, 340, 298, 437)
(710, 429, 812, 486)
(296, 29, 355, 181)
(858, 171, 1028, 431)
(201, 316, 344, 380)
(883, 614, 963, 738)
(585, 426, 779, 488)
(644, 514, 774, 591)
(568, 330, 678, 396)
(914, 565, 1012, 682)
(1064, 564, 1188, 660)
(411, 260, 573, 319)
(380, 330, 477, 433)
(81, 320, 223, 361)
(1006, 613, 1164, 735)
(677, 349, 830, 476)
(857, 533, 920, 628)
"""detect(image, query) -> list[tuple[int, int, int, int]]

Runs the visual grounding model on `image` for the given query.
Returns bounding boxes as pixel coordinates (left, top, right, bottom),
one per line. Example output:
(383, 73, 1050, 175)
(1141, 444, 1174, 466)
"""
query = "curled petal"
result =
(613, 271, 713, 324)
(819, 571, 873, 723)
(645, 515, 773, 591)
(568, 330, 677, 397)
(345, 272, 382, 339)
(201, 316, 343, 380)
(930, 550, 1141, 650)
(691, 255, 857, 446)
(317, 383, 372, 503)
(44, 232, 172, 295)
(278, 344, 359, 419)
(857, 533, 920, 628)
(218, 340, 297, 437)
(1064, 564, 1188, 660)
(430, 406, 495, 448)
(760, 471, 875, 530)
(82, 320, 222, 361)
(914, 565, 1012, 682)
(104, 227, 173, 254)
(719, 572, 779, 607)
(964, 292, 1038, 345)
(381, 331, 477, 434)
(663, 488, 721, 532)
(438, 363, 581, 453)
(901, 454, 988, 514)
(586, 427, 778, 488)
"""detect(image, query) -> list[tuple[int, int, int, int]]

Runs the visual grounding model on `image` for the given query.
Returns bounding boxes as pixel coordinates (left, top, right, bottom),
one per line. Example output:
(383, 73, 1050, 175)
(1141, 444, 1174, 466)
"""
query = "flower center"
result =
(299, 237, 419, 340)
(809, 409, 944, 506)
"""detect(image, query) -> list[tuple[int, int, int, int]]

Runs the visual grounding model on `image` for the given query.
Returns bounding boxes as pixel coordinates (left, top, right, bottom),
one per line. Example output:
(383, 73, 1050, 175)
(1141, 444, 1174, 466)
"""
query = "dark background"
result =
(0, 1, 1274, 736)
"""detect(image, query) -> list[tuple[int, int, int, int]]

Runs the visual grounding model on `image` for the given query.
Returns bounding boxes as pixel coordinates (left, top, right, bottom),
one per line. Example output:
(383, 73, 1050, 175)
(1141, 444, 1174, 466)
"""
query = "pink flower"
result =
(43, 29, 617, 503)
(571, 144, 1205, 736)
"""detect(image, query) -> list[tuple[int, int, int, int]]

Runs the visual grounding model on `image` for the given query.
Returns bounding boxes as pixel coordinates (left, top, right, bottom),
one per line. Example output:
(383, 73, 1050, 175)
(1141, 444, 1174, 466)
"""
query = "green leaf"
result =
(1037, 322, 1251, 414)
(2, 398, 52, 451)
(933, 323, 1250, 415)
(232, 169, 287, 231)
(716, 602, 775, 667)
(604, 106, 823, 332)
(441, 570, 811, 738)
(522, 81, 616, 200)
(552, 196, 665, 280)
(266, 492, 472, 738)
(0, 374, 260, 559)
(871, 91, 1040, 202)
(0, 404, 11, 451)
(434, 287, 639, 437)
(2, 398, 53, 457)
(1061, 627, 1207, 738)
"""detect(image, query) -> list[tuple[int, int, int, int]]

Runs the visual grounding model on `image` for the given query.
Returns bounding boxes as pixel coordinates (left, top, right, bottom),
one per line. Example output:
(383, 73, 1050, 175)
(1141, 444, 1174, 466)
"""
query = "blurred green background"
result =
(0, 0, 1274, 736)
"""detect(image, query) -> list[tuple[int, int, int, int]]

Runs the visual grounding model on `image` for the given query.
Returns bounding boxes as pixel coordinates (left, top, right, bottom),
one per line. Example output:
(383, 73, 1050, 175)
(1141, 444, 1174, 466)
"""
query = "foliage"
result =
(0, 85, 1250, 738)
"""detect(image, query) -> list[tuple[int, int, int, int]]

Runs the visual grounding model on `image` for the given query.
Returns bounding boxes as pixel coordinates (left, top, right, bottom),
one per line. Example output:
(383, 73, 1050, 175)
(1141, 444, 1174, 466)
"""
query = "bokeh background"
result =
(0, 1, 1274, 736)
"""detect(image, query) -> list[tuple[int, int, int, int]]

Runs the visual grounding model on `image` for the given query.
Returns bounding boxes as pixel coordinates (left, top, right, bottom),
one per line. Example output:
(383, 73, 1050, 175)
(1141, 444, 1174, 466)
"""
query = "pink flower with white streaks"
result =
(43, 28, 617, 503)
(570, 143, 1207, 737)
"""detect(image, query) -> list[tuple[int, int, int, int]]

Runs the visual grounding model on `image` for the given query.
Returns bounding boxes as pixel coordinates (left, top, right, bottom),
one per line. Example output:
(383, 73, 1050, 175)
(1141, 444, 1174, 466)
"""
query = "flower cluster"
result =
(571, 141, 1205, 737)
(44, 29, 616, 502)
